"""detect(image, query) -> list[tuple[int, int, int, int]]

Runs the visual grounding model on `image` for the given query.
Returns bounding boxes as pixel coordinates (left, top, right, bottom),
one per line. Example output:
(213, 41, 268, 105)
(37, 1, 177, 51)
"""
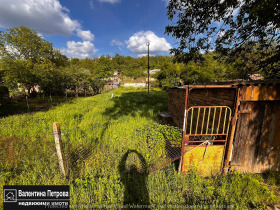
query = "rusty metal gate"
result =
(180, 106, 232, 176)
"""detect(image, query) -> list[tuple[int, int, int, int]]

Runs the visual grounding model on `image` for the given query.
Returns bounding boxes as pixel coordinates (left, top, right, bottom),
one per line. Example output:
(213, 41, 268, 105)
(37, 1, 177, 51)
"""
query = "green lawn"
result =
(0, 87, 279, 209)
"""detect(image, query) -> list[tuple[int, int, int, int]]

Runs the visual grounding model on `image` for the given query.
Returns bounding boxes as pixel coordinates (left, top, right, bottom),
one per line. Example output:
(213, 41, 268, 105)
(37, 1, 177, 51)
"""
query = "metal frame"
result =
(179, 102, 233, 171)
(184, 106, 232, 145)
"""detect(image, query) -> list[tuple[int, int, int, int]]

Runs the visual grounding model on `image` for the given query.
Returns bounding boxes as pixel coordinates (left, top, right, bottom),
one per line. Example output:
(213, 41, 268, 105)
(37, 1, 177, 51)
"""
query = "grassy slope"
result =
(0, 87, 279, 209)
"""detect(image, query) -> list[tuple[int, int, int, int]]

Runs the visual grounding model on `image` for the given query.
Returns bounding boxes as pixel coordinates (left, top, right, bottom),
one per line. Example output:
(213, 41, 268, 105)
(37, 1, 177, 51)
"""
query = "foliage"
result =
(0, 88, 278, 208)
(165, 0, 280, 79)
(226, 40, 280, 80)
(0, 26, 67, 94)
(155, 62, 181, 89)
(181, 53, 236, 84)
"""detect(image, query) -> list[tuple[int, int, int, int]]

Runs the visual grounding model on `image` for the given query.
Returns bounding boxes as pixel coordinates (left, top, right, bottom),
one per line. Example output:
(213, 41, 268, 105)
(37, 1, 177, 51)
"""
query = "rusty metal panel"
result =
(245, 86, 253, 101)
(239, 84, 280, 101)
(182, 145, 225, 176)
(239, 86, 248, 101)
(252, 86, 261, 100)
(231, 101, 280, 173)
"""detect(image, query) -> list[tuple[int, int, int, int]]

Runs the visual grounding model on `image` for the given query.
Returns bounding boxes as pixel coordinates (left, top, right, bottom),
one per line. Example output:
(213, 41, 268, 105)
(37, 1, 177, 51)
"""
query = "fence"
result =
(0, 122, 184, 207)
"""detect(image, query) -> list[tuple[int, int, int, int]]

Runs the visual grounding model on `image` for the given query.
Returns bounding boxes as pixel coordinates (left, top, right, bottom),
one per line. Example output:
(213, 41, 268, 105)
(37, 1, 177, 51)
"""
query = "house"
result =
(144, 69, 161, 75)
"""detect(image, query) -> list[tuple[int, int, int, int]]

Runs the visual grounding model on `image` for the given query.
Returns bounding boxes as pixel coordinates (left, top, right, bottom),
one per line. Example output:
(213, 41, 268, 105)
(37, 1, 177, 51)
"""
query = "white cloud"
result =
(110, 39, 123, 46)
(61, 41, 98, 58)
(77, 29, 95, 41)
(98, 0, 121, 3)
(162, 0, 170, 5)
(37, 33, 44, 38)
(89, 0, 94, 9)
(126, 31, 171, 57)
(0, 0, 81, 36)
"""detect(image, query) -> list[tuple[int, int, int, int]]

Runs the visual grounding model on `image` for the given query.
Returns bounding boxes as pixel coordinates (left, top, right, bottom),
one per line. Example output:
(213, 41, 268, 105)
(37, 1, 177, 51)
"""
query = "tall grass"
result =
(0, 87, 279, 209)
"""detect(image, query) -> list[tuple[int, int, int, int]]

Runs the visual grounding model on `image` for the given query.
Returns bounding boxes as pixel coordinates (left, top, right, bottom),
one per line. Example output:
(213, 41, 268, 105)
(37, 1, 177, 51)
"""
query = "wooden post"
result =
(224, 88, 240, 171)
(65, 89, 68, 101)
(25, 95, 30, 113)
(53, 122, 68, 178)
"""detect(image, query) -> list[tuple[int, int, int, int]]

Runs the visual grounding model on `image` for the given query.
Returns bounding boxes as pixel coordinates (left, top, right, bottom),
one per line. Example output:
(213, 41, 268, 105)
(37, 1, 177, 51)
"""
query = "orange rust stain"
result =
(246, 86, 253, 101)
(258, 86, 267, 100)
(252, 86, 260, 101)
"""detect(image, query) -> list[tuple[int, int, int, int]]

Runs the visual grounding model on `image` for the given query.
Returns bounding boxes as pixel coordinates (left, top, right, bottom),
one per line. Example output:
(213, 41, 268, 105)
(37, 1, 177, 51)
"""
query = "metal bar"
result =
(195, 108, 200, 135)
(188, 134, 227, 136)
(226, 109, 232, 134)
(211, 107, 216, 134)
(217, 107, 222, 133)
(187, 145, 226, 147)
(183, 140, 209, 155)
(188, 106, 230, 109)
(189, 140, 226, 143)
(183, 109, 187, 132)
(222, 108, 228, 134)
(201, 108, 206, 134)
(188, 85, 234, 88)
(179, 87, 189, 173)
(190, 108, 194, 135)
(206, 107, 211, 134)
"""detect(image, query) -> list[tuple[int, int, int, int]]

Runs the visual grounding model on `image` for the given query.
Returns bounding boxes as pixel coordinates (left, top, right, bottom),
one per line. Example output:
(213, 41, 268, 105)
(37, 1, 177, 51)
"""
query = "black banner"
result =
(3, 185, 69, 210)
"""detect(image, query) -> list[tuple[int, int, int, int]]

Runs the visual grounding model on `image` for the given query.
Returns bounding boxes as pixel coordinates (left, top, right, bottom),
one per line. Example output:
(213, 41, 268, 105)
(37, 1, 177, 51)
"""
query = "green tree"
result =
(94, 55, 114, 79)
(165, 0, 280, 78)
(155, 62, 180, 89)
(0, 26, 67, 94)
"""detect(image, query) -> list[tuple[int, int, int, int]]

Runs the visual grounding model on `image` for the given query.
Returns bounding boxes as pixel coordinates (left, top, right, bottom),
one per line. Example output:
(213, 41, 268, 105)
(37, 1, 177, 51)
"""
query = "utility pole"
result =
(146, 42, 150, 98)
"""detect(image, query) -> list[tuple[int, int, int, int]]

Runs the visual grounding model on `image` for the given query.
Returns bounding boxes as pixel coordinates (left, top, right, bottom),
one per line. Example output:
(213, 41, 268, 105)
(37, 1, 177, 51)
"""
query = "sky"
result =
(0, 0, 177, 59)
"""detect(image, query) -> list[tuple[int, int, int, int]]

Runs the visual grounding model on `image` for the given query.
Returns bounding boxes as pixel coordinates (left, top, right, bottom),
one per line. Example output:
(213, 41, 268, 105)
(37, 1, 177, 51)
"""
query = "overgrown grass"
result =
(0, 87, 279, 209)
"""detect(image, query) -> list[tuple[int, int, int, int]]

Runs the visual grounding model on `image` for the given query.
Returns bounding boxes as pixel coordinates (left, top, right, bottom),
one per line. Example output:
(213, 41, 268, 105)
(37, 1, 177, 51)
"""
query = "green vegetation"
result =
(165, 0, 280, 79)
(0, 26, 254, 98)
(0, 87, 279, 209)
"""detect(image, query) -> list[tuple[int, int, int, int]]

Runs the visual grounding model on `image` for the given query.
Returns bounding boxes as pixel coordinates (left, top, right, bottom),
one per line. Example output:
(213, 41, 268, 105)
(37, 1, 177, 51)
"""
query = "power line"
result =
(144, 0, 149, 30)
(146, 42, 150, 98)
(140, 0, 147, 31)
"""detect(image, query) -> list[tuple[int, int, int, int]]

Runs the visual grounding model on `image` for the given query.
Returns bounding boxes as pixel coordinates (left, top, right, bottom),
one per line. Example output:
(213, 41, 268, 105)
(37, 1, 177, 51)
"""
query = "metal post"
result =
(179, 87, 189, 172)
(147, 42, 150, 97)
(53, 122, 68, 179)
(224, 88, 240, 171)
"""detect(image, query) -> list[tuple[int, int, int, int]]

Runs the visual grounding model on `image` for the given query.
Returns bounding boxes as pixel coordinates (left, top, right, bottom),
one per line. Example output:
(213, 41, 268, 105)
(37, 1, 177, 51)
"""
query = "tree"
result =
(0, 26, 67, 94)
(181, 53, 230, 84)
(165, 0, 280, 78)
(94, 55, 114, 79)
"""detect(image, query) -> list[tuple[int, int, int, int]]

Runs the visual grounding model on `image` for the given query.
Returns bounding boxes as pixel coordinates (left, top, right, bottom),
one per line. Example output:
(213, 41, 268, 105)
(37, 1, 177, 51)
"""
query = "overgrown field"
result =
(0, 87, 279, 209)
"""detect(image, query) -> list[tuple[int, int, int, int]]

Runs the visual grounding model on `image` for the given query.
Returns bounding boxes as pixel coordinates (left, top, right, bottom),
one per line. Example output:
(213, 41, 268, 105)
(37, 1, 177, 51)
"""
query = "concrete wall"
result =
(123, 83, 146, 87)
